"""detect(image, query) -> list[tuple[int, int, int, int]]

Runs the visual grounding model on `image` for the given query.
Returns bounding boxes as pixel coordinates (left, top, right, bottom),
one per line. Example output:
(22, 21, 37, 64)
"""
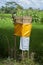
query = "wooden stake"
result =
(28, 50, 29, 59)
(22, 51, 24, 60)
(22, 50, 29, 60)
(13, 35, 16, 59)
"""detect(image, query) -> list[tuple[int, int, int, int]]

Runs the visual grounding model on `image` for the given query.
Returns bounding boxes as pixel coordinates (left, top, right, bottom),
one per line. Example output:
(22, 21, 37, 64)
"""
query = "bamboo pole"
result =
(13, 35, 16, 59)
(22, 51, 24, 60)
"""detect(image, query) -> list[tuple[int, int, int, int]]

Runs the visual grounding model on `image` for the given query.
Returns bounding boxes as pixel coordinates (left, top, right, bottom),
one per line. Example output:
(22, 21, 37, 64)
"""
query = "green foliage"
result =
(0, 1, 23, 14)
(14, 9, 43, 23)
(0, 1, 43, 23)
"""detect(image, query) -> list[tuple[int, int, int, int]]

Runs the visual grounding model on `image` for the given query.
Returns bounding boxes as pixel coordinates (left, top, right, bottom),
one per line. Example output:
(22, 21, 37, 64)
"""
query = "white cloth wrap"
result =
(20, 37, 30, 51)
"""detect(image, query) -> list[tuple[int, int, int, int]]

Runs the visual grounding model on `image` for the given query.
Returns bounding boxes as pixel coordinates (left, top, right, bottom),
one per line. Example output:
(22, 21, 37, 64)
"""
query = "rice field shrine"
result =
(13, 16, 32, 59)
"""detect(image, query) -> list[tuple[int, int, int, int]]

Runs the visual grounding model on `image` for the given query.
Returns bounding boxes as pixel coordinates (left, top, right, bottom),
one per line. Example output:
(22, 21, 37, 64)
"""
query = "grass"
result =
(30, 23, 43, 52)
(0, 17, 14, 57)
(30, 23, 43, 63)
(0, 15, 43, 64)
(0, 58, 40, 65)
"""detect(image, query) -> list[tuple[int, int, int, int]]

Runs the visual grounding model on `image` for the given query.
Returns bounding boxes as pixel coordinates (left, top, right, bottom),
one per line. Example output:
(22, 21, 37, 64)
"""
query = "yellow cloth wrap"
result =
(14, 23, 32, 37)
